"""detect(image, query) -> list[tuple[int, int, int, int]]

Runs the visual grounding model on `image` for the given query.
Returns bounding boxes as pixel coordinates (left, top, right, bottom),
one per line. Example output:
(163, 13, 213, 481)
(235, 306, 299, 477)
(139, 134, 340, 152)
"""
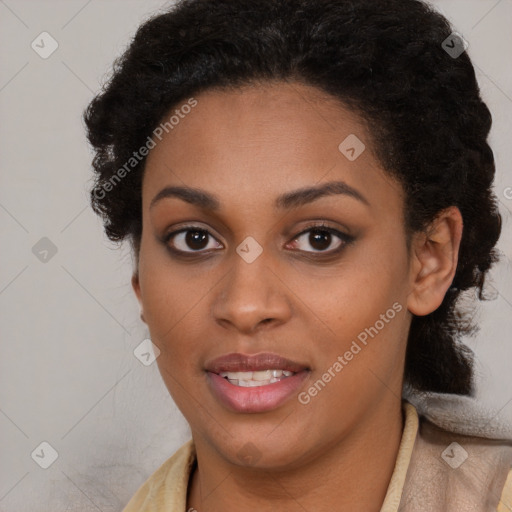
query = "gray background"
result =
(0, 0, 511, 510)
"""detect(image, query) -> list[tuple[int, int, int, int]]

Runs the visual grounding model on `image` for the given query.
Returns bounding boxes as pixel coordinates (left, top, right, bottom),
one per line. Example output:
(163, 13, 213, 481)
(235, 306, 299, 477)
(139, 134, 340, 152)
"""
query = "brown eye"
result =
(288, 225, 353, 254)
(308, 229, 333, 251)
(165, 227, 222, 253)
(184, 230, 209, 250)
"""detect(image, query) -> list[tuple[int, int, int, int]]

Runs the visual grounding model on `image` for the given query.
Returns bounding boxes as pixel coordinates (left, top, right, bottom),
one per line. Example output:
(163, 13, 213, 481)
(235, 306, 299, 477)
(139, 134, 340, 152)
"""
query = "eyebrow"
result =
(149, 180, 370, 211)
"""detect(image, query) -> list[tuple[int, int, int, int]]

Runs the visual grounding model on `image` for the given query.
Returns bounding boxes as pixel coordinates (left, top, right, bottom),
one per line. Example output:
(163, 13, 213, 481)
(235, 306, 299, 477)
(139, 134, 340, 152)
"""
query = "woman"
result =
(84, 0, 512, 509)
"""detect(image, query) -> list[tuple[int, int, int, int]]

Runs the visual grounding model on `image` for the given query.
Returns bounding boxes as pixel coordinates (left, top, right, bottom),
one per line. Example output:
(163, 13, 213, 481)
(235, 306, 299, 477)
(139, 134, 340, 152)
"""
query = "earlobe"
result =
(131, 272, 141, 301)
(406, 206, 463, 316)
(131, 273, 146, 323)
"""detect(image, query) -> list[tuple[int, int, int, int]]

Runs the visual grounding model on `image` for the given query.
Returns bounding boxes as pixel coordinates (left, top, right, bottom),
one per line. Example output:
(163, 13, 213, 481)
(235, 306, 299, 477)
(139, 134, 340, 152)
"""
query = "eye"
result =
(287, 223, 354, 254)
(162, 222, 354, 257)
(164, 226, 223, 254)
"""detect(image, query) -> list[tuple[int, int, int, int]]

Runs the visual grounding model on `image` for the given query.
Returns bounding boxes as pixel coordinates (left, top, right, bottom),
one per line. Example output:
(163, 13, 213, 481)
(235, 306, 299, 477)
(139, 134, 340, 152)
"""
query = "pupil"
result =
(310, 230, 331, 251)
(186, 230, 208, 250)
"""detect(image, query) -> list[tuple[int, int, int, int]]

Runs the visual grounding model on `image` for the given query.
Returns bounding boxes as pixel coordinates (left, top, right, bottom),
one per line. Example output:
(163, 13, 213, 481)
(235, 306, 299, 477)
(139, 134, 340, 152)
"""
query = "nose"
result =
(211, 250, 293, 335)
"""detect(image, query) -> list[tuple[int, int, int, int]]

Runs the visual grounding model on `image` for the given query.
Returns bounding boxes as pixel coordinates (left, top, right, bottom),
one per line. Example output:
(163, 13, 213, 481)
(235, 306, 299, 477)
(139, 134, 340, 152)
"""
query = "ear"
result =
(406, 206, 463, 316)
(131, 272, 146, 323)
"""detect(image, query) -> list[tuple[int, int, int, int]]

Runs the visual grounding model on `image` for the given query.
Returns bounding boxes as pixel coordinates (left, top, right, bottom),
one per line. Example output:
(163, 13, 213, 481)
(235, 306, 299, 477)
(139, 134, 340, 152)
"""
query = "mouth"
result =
(205, 352, 310, 413)
(218, 369, 296, 387)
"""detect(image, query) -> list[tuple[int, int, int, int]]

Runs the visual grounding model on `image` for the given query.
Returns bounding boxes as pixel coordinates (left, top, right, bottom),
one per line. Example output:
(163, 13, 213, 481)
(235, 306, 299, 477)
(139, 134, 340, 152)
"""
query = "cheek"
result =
(310, 248, 404, 326)
(137, 258, 208, 377)
(304, 232, 408, 365)
(139, 245, 203, 333)
(141, 269, 206, 402)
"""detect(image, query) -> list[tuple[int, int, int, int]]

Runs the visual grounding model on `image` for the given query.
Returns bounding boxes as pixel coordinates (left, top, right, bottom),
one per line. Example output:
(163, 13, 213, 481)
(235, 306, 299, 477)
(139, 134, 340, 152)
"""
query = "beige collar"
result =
(122, 401, 512, 511)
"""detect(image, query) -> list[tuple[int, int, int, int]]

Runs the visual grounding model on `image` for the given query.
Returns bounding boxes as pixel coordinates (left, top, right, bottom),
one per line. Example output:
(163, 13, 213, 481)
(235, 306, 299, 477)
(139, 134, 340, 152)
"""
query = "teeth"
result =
(218, 369, 296, 387)
(238, 380, 262, 387)
(252, 370, 273, 381)
(234, 371, 253, 380)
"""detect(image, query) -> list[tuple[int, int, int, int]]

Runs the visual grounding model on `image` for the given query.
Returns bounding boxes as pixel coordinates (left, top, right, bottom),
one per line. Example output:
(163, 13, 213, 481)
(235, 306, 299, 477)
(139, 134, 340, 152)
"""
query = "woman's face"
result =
(133, 81, 416, 468)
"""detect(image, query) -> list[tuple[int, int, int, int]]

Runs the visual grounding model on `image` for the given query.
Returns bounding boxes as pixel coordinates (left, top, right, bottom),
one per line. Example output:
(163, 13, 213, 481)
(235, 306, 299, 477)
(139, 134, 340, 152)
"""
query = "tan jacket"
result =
(123, 402, 512, 511)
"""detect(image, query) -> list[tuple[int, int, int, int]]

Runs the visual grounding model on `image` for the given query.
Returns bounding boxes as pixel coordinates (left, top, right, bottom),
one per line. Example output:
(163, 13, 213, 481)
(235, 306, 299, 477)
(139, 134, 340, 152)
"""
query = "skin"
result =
(132, 81, 463, 511)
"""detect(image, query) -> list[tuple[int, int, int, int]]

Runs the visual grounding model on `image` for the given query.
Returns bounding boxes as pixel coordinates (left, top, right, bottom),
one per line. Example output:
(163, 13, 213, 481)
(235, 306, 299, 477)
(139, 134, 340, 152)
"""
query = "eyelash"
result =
(162, 222, 355, 259)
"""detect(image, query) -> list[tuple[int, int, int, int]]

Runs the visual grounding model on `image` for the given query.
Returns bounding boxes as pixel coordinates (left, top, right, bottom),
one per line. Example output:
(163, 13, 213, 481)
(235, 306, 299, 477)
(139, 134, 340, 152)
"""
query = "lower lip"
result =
(206, 370, 310, 413)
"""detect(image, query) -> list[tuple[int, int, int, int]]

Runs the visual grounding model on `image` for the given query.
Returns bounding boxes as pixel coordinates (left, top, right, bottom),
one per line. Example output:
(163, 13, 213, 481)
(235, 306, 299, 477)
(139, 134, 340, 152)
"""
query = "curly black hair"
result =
(84, 0, 502, 396)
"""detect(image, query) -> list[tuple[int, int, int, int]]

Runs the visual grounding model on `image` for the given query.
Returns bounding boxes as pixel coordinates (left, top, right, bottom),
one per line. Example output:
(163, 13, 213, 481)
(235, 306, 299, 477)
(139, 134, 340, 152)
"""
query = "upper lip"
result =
(205, 352, 309, 374)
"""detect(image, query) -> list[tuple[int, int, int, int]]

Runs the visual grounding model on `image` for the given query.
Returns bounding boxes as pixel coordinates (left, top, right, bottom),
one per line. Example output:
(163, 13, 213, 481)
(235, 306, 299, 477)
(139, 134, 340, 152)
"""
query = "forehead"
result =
(142, 82, 403, 216)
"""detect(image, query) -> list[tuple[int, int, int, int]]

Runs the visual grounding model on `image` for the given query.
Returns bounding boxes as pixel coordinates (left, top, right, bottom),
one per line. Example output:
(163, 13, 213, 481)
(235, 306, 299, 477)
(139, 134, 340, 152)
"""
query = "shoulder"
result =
(404, 413, 512, 510)
(122, 439, 196, 512)
(498, 467, 512, 512)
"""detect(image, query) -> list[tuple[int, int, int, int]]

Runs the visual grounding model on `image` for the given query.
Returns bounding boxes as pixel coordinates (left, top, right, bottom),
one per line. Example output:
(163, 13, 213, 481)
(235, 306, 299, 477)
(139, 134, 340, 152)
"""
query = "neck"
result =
(187, 398, 405, 512)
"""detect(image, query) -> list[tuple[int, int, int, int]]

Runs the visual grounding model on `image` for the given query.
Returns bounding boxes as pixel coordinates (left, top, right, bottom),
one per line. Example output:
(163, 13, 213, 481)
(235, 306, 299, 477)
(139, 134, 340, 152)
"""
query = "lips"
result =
(205, 352, 311, 413)
(205, 352, 309, 374)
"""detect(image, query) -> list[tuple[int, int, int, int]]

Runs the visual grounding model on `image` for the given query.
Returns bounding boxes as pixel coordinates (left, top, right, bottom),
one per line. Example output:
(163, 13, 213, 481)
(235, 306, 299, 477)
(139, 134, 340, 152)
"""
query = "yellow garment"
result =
(123, 402, 512, 511)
